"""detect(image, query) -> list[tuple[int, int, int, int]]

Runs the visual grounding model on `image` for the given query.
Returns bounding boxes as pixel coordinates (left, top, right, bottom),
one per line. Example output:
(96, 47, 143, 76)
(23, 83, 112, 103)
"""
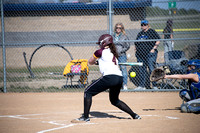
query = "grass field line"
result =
(156, 28, 200, 32)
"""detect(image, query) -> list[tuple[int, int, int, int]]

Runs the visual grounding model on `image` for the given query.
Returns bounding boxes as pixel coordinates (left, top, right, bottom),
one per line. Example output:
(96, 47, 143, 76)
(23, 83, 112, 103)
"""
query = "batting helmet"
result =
(96, 34, 113, 48)
(187, 59, 200, 73)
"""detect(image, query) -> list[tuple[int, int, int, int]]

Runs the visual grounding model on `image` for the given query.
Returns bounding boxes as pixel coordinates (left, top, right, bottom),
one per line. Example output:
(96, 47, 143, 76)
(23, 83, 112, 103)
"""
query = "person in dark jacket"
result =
(134, 20, 160, 90)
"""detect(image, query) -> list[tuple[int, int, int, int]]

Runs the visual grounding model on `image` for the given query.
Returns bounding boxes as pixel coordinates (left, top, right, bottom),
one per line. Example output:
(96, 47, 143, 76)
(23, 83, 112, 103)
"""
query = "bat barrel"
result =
(118, 62, 143, 66)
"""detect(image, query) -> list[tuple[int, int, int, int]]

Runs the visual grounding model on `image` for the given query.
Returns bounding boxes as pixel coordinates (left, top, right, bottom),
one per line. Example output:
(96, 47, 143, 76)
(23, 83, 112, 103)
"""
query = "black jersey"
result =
(135, 28, 160, 57)
(163, 26, 173, 39)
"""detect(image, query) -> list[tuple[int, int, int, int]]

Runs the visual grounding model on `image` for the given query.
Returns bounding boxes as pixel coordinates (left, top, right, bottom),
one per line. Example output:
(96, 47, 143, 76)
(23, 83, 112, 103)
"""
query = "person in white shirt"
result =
(71, 34, 141, 123)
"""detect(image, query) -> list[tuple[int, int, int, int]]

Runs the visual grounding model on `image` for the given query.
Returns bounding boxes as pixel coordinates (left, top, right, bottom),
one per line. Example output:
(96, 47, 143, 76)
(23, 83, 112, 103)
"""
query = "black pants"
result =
(83, 75, 138, 119)
(85, 75, 123, 105)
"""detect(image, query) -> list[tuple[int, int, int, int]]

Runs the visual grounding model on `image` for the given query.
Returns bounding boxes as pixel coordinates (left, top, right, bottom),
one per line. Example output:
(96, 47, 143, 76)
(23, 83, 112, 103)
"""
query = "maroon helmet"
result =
(96, 34, 113, 48)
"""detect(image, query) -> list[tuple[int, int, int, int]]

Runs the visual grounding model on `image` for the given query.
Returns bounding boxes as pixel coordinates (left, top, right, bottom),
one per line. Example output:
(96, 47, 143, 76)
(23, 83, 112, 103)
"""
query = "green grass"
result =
(4, 65, 99, 73)
(150, 14, 200, 30)
(0, 65, 98, 92)
(0, 65, 99, 83)
(151, 22, 200, 30)
(0, 85, 84, 93)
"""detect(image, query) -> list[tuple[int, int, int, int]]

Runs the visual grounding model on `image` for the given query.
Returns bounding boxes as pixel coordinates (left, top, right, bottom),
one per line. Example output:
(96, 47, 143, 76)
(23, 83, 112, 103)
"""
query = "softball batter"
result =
(71, 34, 141, 123)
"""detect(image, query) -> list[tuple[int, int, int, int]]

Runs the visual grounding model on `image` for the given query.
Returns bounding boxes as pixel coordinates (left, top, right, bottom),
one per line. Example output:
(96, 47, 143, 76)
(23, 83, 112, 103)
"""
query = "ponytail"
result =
(109, 43, 119, 59)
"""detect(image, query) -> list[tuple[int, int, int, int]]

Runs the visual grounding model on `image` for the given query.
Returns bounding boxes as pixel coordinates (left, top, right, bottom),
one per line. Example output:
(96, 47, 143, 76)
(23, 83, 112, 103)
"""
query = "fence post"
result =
(1, 0, 6, 93)
(108, 0, 113, 35)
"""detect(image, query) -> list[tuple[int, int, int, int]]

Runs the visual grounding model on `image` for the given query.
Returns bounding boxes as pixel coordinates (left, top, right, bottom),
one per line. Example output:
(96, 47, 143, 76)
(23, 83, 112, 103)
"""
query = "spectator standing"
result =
(134, 20, 160, 90)
(162, 19, 174, 61)
(113, 22, 130, 90)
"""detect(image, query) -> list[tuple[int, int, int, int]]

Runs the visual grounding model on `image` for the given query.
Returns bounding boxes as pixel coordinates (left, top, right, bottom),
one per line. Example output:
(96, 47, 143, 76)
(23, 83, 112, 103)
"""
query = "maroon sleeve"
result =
(93, 49, 103, 58)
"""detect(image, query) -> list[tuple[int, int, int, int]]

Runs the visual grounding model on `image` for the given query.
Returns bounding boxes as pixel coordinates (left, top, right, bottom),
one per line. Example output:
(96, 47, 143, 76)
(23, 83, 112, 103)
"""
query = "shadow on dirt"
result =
(143, 107, 180, 111)
(89, 111, 131, 120)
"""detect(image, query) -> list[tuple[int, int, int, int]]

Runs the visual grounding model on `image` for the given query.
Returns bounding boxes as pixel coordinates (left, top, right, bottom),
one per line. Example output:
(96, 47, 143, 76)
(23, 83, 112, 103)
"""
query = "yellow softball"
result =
(130, 72, 136, 78)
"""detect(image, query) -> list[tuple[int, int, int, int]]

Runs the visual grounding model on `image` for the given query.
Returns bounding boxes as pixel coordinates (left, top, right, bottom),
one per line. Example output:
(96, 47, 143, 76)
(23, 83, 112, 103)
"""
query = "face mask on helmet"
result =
(187, 65, 196, 74)
(187, 59, 200, 74)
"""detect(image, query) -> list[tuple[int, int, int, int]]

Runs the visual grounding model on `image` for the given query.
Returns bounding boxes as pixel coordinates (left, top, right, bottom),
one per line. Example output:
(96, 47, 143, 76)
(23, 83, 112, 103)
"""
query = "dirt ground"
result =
(3, 15, 139, 32)
(0, 92, 199, 133)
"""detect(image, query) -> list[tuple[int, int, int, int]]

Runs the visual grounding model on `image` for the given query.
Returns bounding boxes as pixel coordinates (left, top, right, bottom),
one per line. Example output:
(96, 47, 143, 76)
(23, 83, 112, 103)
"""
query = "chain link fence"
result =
(0, 0, 200, 92)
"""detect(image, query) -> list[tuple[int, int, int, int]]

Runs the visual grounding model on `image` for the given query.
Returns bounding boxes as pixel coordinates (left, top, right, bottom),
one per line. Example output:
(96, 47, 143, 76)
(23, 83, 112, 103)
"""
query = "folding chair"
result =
(156, 50, 188, 89)
(62, 59, 89, 88)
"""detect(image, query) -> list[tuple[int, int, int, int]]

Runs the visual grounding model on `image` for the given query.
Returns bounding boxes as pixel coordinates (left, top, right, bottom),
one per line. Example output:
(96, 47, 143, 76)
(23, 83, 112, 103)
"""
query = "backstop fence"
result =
(0, 0, 200, 92)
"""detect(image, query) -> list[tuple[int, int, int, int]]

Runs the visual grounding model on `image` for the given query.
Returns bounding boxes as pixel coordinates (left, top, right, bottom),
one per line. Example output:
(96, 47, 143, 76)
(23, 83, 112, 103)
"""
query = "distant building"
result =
(4, 0, 152, 21)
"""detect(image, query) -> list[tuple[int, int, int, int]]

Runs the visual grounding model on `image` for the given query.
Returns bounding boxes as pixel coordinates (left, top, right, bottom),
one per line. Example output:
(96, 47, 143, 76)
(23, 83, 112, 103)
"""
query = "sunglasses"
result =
(141, 24, 148, 26)
(116, 27, 122, 29)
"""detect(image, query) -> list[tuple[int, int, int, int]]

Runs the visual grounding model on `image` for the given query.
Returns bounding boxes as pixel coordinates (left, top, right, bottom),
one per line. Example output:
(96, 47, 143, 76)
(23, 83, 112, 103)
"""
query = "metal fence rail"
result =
(1, 0, 200, 92)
